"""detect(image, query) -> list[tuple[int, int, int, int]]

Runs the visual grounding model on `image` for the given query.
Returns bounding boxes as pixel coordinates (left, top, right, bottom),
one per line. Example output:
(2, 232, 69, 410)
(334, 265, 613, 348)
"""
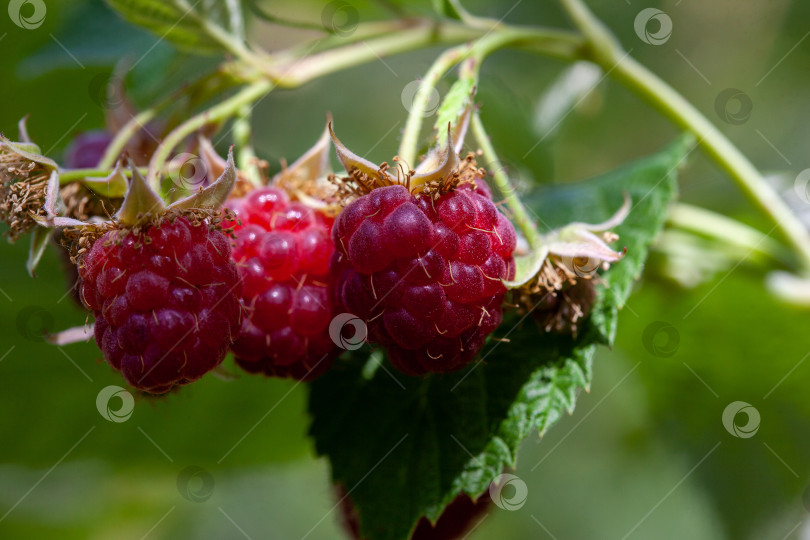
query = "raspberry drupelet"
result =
(226, 187, 338, 380)
(79, 215, 243, 394)
(332, 181, 516, 375)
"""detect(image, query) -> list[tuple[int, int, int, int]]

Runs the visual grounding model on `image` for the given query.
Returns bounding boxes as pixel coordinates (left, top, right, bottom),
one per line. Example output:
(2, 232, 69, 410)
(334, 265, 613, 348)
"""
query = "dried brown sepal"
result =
(59, 182, 122, 222)
(328, 160, 404, 207)
(61, 207, 234, 266)
(410, 151, 482, 200)
(514, 256, 601, 337)
(328, 151, 484, 208)
(198, 135, 256, 198)
(328, 123, 484, 208)
(272, 121, 341, 215)
(0, 149, 53, 241)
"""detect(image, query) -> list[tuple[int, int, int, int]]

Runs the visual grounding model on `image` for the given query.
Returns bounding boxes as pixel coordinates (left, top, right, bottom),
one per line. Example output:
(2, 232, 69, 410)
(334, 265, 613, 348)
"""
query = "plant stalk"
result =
(471, 112, 541, 249)
(146, 79, 274, 192)
(59, 167, 147, 184)
(97, 108, 159, 170)
(558, 0, 810, 273)
(398, 27, 583, 166)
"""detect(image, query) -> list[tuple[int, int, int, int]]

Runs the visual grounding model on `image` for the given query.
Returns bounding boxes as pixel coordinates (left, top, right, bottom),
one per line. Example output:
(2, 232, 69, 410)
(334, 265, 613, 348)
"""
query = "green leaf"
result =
(115, 163, 166, 225)
(103, 0, 240, 55)
(79, 162, 129, 199)
(434, 77, 475, 149)
(168, 148, 236, 211)
(308, 136, 691, 539)
(18, 1, 161, 76)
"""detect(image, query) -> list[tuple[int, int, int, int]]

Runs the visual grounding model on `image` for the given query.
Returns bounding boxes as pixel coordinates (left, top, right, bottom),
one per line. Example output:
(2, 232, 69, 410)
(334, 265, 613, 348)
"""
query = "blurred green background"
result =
(2, 0, 810, 538)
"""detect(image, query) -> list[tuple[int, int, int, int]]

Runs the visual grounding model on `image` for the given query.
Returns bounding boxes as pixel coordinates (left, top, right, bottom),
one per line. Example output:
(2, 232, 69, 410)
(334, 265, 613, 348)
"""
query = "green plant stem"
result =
(233, 105, 262, 187)
(398, 27, 583, 166)
(59, 167, 147, 184)
(398, 45, 468, 167)
(274, 18, 427, 60)
(146, 79, 274, 192)
(471, 112, 541, 249)
(558, 0, 810, 273)
(273, 20, 478, 86)
(144, 22, 579, 193)
(145, 21, 483, 193)
(97, 108, 159, 170)
(668, 203, 790, 265)
(173, 0, 271, 75)
(611, 56, 810, 271)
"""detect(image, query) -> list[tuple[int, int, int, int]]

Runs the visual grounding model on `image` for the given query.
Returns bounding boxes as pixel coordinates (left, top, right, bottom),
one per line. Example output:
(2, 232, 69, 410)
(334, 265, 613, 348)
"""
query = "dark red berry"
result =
(63, 130, 112, 168)
(226, 187, 338, 380)
(332, 183, 516, 375)
(336, 485, 491, 540)
(78, 216, 242, 393)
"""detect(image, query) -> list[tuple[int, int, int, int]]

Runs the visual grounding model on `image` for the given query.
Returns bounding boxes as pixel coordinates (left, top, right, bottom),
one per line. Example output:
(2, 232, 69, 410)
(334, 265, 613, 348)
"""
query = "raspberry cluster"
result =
(79, 216, 242, 393)
(226, 187, 338, 380)
(332, 183, 516, 375)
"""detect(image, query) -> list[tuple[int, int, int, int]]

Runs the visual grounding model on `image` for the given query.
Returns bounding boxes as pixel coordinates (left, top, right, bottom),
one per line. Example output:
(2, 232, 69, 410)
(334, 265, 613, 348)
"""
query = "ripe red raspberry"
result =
(332, 183, 516, 375)
(79, 216, 242, 394)
(337, 485, 491, 540)
(225, 187, 338, 380)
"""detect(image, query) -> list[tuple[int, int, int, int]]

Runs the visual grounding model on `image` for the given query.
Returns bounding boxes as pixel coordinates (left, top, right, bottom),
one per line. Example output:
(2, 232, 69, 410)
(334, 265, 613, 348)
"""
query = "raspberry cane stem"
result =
(232, 104, 263, 187)
(398, 28, 578, 168)
(97, 107, 158, 170)
(146, 79, 273, 192)
(59, 167, 147, 184)
(97, 68, 234, 171)
(398, 45, 468, 167)
(559, 0, 810, 274)
(470, 112, 542, 251)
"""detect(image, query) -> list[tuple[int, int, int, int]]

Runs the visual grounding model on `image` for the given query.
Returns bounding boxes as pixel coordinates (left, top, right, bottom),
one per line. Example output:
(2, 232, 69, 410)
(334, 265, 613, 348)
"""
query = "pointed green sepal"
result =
(26, 226, 51, 277)
(168, 147, 236, 212)
(0, 136, 58, 170)
(80, 161, 129, 198)
(275, 119, 332, 184)
(412, 125, 459, 184)
(329, 123, 397, 182)
(116, 160, 166, 226)
(503, 244, 550, 288)
(18, 116, 32, 144)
